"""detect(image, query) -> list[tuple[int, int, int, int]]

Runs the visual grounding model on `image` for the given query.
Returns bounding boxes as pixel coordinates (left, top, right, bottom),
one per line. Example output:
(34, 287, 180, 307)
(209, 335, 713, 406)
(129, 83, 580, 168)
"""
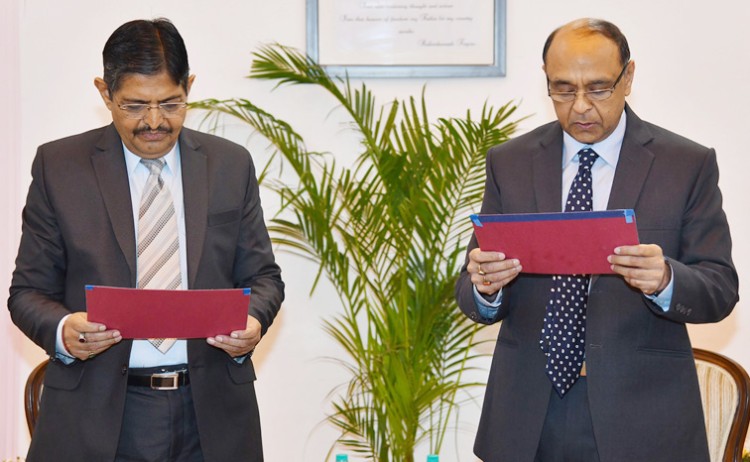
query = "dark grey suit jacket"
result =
(456, 107, 738, 462)
(9, 124, 285, 461)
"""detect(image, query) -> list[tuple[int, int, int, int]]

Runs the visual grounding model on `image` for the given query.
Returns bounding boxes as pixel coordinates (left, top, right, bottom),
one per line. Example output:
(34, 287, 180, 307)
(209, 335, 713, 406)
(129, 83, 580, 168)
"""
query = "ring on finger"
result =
(88, 352, 96, 360)
(477, 263, 486, 276)
(482, 276, 491, 286)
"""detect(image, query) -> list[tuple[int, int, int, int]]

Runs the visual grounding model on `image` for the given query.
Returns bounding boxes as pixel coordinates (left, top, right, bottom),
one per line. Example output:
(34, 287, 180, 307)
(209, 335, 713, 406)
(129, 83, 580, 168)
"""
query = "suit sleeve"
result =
(233, 154, 284, 336)
(8, 148, 72, 356)
(649, 148, 738, 323)
(455, 146, 511, 325)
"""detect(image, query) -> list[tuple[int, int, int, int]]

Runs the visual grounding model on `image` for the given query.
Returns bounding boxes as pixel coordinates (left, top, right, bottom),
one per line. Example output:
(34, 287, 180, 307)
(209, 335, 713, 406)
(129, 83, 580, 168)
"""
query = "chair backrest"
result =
(24, 359, 49, 436)
(694, 348, 750, 462)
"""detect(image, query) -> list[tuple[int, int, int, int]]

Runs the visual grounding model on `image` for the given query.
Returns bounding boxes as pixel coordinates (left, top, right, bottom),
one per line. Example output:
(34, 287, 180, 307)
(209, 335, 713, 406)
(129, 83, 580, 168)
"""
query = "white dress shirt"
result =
(123, 143, 189, 367)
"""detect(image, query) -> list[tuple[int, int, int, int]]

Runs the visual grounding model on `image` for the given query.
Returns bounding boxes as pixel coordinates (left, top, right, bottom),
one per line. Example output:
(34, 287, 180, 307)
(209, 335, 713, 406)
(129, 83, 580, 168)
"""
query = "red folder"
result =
(471, 209, 639, 274)
(85, 286, 250, 338)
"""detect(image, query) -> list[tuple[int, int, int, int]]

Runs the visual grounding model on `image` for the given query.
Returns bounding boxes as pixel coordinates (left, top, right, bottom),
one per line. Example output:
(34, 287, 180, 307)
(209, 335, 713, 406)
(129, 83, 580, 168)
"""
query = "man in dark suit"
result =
(456, 18, 738, 462)
(8, 18, 284, 461)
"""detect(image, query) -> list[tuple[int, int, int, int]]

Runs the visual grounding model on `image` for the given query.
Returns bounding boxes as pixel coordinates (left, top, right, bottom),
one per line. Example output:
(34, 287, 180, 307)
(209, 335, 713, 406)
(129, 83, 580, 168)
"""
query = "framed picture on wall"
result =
(306, 0, 506, 78)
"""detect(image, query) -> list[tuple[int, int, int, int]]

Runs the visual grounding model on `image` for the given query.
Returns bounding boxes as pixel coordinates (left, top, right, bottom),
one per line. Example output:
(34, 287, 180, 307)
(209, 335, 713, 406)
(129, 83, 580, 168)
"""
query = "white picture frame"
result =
(306, 0, 506, 78)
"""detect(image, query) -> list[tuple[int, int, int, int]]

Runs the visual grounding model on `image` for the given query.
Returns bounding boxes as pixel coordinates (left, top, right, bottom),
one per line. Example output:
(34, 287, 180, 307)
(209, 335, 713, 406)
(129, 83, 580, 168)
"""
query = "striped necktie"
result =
(137, 158, 180, 353)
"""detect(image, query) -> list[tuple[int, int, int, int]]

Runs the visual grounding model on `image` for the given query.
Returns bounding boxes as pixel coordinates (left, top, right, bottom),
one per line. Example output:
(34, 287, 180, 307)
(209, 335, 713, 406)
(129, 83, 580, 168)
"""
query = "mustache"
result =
(134, 126, 173, 135)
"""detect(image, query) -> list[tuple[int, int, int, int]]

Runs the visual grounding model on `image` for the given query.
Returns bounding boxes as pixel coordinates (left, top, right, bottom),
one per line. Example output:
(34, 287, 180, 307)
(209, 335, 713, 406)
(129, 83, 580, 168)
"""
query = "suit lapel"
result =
(91, 125, 137, 284)
(607, 107, 656, 211)
(593, 107, 655, 286)
(179, 129, 208, 288)
(534, 123, 565, 213)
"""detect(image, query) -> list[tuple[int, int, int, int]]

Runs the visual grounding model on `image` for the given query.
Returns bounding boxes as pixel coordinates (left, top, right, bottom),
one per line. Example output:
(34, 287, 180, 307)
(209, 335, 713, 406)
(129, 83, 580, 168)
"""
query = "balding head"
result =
(543, 18, 630, 67)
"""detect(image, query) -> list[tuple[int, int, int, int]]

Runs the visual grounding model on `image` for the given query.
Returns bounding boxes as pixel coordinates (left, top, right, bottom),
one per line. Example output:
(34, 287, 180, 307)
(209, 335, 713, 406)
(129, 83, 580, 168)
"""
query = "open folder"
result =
(470, 209, 639, 274)
(85, 286, 250, 338)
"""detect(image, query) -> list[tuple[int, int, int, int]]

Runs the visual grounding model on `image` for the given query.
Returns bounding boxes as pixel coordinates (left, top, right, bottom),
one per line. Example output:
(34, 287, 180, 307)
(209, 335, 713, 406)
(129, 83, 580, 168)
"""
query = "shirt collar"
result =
(562, 109, 627, 168)
(123, 142, 181, 176)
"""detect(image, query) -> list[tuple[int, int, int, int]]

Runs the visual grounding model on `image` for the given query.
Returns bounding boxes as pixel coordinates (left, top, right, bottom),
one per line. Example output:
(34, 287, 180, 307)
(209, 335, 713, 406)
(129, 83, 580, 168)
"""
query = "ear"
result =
(186, 74, 196, 95)
(93, 77, 114, 110)
(622, 60, 635, 97)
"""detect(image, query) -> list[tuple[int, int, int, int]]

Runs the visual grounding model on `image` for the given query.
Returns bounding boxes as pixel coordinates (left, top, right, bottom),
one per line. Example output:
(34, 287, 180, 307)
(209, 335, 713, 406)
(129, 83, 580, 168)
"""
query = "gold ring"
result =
(477, 263, 486, 276)
(88, 352, 96, 360)
(482, 276, 491, 286)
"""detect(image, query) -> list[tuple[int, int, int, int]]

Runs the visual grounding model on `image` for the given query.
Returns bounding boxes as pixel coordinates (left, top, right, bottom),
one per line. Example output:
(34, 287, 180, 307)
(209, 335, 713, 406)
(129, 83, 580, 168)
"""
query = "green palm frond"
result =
(192, 43, 521, 462)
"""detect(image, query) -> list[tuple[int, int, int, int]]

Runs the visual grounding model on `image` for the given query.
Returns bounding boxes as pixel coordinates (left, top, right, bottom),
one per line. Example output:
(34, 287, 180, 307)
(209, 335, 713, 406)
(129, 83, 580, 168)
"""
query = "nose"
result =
(572, 92, 593, 113)
(143, 106, 165, 129)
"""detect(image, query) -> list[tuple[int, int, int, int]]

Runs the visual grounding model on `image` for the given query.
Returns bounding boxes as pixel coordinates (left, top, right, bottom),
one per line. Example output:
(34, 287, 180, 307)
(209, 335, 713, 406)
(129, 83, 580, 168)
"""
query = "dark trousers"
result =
(534, 378, 601, 462)
(115, 383, 203, 462)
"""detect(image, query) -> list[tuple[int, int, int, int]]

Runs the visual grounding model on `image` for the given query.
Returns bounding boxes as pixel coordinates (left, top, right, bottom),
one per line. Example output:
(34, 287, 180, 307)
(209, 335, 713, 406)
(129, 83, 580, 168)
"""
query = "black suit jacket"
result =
(9, 124, 285, 461)
(456, 107, 738, 462)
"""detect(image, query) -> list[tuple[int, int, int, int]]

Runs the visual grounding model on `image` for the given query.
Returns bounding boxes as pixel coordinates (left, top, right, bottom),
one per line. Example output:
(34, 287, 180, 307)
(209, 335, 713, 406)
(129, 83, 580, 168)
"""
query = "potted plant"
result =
(192, 44, 520, 461)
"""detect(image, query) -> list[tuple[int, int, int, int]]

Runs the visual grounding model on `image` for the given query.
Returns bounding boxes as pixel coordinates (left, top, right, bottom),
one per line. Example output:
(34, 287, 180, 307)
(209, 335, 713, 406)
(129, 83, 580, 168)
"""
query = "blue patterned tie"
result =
(540, 148, 599, 396)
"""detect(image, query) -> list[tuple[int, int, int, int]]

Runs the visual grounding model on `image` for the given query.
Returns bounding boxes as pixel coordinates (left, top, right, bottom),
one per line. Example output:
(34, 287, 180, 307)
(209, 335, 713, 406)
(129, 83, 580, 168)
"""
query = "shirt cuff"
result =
(644, 261, 674, 312)
(55, 314, 76, 364)
(233, 352, 251, 364)
(473, 285, 503, 319)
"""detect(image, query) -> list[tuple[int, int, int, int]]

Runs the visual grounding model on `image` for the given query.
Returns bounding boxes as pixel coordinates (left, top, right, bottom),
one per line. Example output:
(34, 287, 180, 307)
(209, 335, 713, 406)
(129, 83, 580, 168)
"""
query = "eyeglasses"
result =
(547, 61, 630, 103)
(117, 102, 188, 119)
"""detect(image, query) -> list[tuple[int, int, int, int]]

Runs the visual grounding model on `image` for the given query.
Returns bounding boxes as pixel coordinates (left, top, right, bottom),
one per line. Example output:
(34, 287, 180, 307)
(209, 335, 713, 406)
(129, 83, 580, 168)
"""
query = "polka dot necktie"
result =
(540, 148, 599, 397)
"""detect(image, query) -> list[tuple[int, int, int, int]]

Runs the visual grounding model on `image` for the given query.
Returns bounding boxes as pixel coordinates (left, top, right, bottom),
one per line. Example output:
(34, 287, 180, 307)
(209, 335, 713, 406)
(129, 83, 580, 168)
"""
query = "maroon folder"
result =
(471, 209, 639, 274)
(85, 286, 250, 338)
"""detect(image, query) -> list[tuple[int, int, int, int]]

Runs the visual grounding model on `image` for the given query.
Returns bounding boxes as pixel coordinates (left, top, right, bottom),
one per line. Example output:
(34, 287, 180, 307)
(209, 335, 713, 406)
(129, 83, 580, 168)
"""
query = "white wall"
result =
(1, 0, 24, 458)
(2, 0, 749, 460)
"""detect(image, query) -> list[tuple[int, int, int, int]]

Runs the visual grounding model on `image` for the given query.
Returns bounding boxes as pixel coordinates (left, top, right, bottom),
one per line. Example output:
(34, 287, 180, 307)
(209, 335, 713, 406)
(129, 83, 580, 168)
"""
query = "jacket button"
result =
(121, 365, 128, 375)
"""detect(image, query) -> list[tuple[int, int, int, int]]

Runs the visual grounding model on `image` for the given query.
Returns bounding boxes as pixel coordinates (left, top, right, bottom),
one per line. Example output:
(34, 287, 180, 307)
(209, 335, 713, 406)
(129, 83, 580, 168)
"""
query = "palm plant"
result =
(192, 44, 520, 461)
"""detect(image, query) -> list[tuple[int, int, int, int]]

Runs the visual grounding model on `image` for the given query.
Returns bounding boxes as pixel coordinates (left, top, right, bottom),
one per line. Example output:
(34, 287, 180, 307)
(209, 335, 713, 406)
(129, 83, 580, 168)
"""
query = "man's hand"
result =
(63, 312, 121, 361)
(207, 315, 262, 358)
(608, 244, 670, 295)
(468, 248, 522, 295)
